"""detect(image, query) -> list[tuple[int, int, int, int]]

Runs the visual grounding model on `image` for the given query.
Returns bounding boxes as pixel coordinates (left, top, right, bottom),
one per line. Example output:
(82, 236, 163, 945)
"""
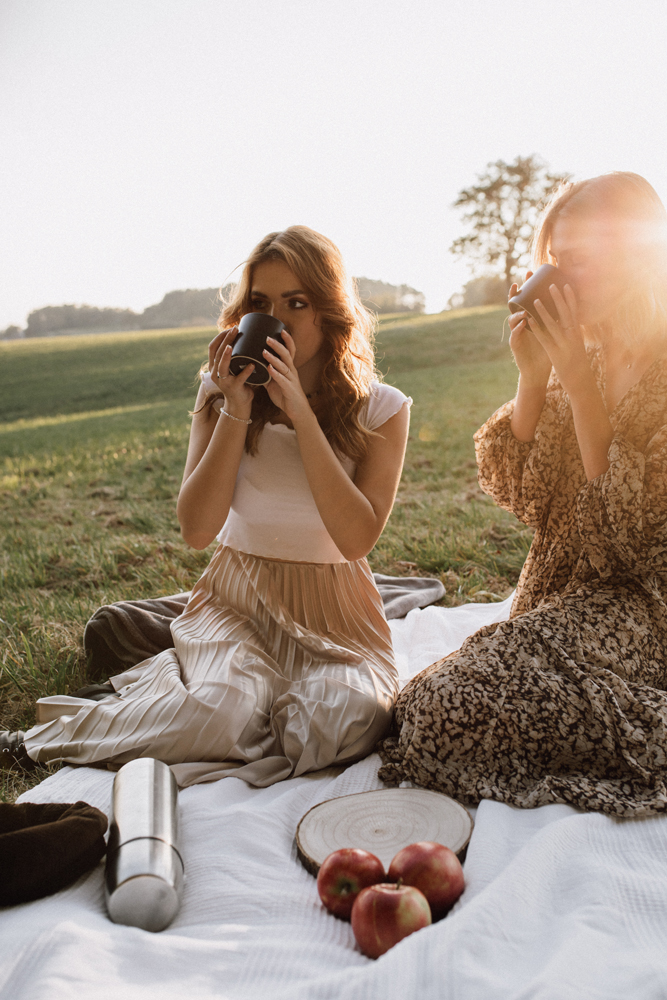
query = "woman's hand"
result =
(208, 326, 255, 417)
(527, 283, 613, 479)
(508, 272, 552, 388)
(263, 332, 314, 423)
(528, 284, 592, 398)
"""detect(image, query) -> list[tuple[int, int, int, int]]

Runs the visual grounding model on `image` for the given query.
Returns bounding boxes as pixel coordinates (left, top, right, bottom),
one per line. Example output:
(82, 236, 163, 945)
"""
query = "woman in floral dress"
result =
(379, 172, 667, 817)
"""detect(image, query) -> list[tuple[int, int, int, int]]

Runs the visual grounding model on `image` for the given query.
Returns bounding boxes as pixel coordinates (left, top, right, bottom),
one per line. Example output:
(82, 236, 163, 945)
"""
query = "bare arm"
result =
(567, 376, 614, 480)
(511, 376, 549, 443)
(507, 275, 613, 478)
(530, 286, 613, 480)
(294, 404, 410, 561)
(176, 384, 248, 549)
(506, 273, 553, 443)
(177, 326, 255, 549)
(265, 332, 410, 560)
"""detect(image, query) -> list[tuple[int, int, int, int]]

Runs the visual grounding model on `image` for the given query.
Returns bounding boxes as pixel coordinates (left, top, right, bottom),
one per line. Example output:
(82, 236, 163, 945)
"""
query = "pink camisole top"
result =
(200, 376, 411, 563)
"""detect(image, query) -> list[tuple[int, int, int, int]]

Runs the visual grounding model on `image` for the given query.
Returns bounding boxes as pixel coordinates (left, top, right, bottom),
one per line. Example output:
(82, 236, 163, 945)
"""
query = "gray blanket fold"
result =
(83, 575, 445, 679)
(373, 574, 445, 620)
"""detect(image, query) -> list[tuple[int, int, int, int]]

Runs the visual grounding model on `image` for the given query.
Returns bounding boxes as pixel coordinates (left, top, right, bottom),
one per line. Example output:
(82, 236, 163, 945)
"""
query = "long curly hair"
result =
(531, 171, 667, 349)
(202, 226, 379, 463)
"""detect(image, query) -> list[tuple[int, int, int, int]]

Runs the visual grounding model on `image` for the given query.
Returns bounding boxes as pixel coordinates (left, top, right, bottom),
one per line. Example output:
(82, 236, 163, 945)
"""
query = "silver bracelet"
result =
(220, 408, 252, 425)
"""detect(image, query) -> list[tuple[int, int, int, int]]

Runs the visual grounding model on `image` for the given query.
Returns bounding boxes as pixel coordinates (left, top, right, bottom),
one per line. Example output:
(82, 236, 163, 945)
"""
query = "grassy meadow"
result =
(0, 307, 531, 799)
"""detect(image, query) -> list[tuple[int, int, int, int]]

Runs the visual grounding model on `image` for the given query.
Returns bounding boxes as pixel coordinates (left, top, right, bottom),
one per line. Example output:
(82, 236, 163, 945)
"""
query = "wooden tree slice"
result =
(295, 788, 474, 877)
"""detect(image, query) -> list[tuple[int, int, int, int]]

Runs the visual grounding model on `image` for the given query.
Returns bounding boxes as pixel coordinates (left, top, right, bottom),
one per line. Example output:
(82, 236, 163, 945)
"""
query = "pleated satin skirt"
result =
(26, 546, 399, 787)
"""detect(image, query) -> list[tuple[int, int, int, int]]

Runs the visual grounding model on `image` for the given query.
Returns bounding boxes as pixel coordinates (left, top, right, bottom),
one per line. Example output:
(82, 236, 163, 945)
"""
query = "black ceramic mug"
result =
(508, 264, 570, 331)
(229, 313, 286, 386)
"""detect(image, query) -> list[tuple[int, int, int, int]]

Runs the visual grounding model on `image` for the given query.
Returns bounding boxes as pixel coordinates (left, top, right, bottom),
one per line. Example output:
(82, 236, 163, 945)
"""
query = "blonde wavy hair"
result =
(202, 226, 379, 463)
(532, 171, 667, 349)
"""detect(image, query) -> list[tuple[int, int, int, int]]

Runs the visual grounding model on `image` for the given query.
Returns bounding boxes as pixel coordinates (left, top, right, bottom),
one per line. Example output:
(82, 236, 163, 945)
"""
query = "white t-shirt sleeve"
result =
(360, 380, 412, 431)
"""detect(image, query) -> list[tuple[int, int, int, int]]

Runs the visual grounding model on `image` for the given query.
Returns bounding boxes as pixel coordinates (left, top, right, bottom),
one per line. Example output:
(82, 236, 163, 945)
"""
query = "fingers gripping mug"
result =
(229, 313, 286, 386)
(508, 264, 570, 331)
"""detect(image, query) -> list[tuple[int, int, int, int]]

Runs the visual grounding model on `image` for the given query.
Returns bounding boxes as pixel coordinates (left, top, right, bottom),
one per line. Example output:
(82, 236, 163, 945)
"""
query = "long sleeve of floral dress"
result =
(473, 355, 667, 615)
(576, 427, 667, 598)
(474, 376, 571, 529)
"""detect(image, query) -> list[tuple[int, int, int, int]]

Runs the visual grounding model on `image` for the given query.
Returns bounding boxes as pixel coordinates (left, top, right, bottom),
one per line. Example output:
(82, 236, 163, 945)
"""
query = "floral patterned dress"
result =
(379, 350, 667, 817)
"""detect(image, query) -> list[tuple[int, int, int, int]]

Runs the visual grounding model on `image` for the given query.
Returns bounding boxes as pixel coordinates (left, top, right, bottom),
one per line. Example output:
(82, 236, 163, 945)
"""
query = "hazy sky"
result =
(2, 0, 667, 328)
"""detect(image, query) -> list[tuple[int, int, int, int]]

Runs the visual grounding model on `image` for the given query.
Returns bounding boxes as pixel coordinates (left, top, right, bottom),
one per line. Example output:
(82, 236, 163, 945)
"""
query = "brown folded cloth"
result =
(0, 801, 108, 906)
(84, 592, 190, 679)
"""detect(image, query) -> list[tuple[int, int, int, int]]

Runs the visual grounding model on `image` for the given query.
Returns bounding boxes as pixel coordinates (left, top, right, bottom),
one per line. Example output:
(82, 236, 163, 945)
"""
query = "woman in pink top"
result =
(12, 226, 411, 786)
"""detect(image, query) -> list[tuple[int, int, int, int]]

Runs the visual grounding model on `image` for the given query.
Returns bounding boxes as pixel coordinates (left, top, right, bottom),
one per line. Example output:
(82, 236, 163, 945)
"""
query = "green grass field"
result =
(0, 306, 530, 799)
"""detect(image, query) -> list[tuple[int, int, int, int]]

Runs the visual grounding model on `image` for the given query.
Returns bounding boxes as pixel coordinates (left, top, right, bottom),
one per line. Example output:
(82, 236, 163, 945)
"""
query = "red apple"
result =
(387, 841, 464, 920)
(317, 848, 385, 920)
(351, 882, 431, 958)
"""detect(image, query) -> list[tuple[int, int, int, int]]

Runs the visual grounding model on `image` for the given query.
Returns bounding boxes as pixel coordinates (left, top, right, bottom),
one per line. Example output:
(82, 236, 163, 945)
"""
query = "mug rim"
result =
(229, 354, 271, 385)
(239, 311, 286, 331)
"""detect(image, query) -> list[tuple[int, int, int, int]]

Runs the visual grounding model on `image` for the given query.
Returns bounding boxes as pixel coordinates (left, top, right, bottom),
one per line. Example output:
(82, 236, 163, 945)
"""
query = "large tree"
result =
(450, 154, 571, 290)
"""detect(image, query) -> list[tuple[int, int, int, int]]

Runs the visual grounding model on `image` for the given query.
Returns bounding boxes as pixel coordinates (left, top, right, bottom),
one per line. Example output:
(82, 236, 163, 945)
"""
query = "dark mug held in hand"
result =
(508, 264, 570, 331)
(229, 313, 286, 386)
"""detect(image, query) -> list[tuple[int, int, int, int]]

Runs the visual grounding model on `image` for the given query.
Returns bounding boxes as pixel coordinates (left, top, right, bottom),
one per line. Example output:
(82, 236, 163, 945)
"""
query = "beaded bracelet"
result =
(220, 408, 252, 425)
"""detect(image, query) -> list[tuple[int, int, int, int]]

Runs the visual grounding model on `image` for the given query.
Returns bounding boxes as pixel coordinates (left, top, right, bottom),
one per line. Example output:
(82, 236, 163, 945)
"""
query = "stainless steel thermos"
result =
(105, 758, 184, 932)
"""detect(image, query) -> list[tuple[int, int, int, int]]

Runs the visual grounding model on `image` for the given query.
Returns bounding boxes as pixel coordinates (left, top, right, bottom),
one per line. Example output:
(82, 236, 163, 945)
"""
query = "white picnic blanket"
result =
(3, 594, 667, 999)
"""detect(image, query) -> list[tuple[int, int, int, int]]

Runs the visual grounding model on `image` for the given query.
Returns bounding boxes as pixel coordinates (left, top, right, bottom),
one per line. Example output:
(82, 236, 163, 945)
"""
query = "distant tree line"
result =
(1, 278, 424, 340)
(4, 287, 234, 340)
(21, 305, 141, 338)
(355, 278, 425, 315)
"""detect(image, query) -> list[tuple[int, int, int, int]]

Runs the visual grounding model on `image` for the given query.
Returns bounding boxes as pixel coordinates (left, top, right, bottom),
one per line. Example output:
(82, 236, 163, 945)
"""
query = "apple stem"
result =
(396, 878, 403, 889)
